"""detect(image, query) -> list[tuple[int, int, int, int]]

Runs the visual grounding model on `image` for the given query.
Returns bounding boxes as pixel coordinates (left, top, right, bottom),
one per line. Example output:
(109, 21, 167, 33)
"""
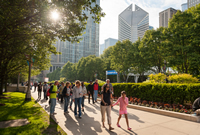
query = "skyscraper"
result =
(188, 0, 200, 8)
(118, 4, 149, 43)
(149, 26, 154, 30)
(49, 0, 100, 72)
(99, 44, 105, 56)
(99, 38, 118, 56)
(181, 3, 188, 12)
(159, 8, 177, 28)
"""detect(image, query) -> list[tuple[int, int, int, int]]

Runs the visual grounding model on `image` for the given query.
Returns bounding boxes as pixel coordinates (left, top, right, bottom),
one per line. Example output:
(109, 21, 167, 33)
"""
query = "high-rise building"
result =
(159, 8, 177, 28)
(118, 4, 149, 43)
(49, 0, 100, 72)
(181, 3, 188, 12)
(188, 0, 200, 8)
(99, 38, 118, 56)
(99, 44, 105, 56)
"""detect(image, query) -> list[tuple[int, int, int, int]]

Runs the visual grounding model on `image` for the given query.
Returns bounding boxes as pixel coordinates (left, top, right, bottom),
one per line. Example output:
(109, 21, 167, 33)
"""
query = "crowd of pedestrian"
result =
(33, 79, 131, 131)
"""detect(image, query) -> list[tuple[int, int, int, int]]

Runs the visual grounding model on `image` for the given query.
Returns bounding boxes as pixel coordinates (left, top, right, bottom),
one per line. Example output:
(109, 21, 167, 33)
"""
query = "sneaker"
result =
(66, 111, 69, 113)
(53, 113, 57, 115)
(79, 116, 82, 119)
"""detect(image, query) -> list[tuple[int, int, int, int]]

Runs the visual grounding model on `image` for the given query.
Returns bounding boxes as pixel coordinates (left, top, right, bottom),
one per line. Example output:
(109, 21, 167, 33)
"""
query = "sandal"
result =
(128, 127, 132, 130)
(117, 124, 121, 127)
(109, 127, 114, 131)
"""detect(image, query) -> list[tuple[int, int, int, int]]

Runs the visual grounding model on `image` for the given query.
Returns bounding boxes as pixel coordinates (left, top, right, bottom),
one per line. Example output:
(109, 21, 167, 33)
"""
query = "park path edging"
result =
(92, 96, 200, 123)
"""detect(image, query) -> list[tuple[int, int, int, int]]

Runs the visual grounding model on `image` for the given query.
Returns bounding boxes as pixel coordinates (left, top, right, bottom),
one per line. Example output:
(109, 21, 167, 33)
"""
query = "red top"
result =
(93, 83, 99, 90)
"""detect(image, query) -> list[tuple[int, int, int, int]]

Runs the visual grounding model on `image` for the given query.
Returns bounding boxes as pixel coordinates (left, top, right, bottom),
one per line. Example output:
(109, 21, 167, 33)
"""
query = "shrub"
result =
(168, 74, 199, 83)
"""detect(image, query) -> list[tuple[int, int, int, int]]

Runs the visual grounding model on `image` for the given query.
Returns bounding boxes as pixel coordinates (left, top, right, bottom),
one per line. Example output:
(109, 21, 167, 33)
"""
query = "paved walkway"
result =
(31, 89, 200, 135)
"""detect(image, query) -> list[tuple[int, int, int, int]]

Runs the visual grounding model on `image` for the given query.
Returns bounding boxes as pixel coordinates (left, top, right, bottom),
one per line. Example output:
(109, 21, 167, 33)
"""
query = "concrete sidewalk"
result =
(31, 89, 200, 135)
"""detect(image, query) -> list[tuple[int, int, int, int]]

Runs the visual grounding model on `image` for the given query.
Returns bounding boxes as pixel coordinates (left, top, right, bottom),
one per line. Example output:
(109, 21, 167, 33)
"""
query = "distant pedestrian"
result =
(73, 80, 83, 118)
(100, 84, 114, 130)
(69, 83, 75, 109)
(34, 81, 38, 92)
(49, 81, 59, 115)
(88, 80, 94, 104)
(192, 97, 200, 116)
(112, 91, 131, 130)
(62, 82, 71, 114)
(38, 82, 42, 99)
(58, 82, 64, 103)
(81, 82, 87, 112)
(43, 82, 48, 100)
(93, 79, 99, 102)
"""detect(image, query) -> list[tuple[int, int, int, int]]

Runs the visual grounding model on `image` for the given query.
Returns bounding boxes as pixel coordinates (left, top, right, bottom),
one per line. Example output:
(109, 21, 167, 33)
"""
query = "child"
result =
(112, 91, 131, 130)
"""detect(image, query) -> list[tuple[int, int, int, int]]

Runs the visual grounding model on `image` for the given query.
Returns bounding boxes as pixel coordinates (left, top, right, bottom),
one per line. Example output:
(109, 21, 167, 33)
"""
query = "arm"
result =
(72, 87, 76, 100)
(122, 97, 129, 105)
(112, 97, 120, 106)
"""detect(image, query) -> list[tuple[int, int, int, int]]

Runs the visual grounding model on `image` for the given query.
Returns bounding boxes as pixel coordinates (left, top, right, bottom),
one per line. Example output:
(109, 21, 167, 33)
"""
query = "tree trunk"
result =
(4, 75, 7, 92)
(0, 78, 3, 95)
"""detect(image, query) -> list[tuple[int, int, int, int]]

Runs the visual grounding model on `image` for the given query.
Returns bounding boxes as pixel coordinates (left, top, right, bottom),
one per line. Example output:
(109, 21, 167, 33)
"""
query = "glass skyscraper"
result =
(181, 3, 188, 12)
(118, 4, 149, 43)
(188, 0, 200, 8)
(49, 0, 100, 72)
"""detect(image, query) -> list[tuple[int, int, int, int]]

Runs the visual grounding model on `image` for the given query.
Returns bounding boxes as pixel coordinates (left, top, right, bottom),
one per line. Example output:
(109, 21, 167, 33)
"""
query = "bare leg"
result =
(117, 114, 122, 125)
(125, 114, 129, 128)
(102, 122, 105, 128)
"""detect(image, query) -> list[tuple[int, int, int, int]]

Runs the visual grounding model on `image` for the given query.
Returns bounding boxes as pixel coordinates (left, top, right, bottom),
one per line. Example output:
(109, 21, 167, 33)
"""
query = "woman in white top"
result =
(81, 82, 87, 112)
(72, 80, 83, 118)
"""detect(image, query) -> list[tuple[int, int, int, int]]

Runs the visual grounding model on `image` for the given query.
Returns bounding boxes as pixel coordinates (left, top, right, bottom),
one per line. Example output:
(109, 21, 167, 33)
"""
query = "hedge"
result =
(85, 83, 200, 104)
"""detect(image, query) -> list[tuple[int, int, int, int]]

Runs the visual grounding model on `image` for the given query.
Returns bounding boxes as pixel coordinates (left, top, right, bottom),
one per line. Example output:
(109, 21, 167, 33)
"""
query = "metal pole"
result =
(16, 73, 20, 92)
(25, 55, 31, 101)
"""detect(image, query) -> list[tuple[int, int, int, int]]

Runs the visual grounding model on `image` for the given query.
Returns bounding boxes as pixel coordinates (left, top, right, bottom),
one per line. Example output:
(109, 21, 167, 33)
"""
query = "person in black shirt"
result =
(87, 80, 94, 104)
(38, 82, 42, 99)
(69, 83, 75, 109)
(100, 84, 114, 131)
(192, 97, 200, 115)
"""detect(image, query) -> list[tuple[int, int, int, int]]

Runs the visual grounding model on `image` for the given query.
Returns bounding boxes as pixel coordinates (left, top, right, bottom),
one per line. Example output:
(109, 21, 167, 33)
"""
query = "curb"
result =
(87, 96, 200, 123)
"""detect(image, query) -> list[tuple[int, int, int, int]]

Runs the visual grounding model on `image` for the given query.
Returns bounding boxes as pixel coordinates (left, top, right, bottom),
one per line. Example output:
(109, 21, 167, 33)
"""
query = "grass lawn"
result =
(0, 92, 67, 135)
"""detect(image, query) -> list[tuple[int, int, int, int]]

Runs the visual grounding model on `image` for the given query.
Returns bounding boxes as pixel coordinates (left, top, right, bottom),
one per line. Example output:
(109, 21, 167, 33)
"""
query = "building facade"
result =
(99, 38, 118, 56)
(118, 4, 149, 43)
(181, 3, 188, 12)
(149, 26, 154, 30)
(159, 8, 177, 28)
(188, 0, 200, 8)
(49, 0, 100, 73)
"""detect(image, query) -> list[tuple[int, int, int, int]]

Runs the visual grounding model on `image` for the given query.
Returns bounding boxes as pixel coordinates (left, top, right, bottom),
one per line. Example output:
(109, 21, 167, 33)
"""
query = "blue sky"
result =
(99, 0, 187, 44)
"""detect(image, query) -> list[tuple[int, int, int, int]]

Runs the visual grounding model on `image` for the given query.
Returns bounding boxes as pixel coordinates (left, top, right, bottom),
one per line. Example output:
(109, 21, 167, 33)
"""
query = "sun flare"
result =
(51, 11, 59, 20)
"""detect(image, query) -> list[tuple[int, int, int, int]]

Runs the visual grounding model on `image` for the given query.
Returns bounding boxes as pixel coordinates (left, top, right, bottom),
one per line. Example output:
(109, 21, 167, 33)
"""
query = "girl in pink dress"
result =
(112, 91, 131, 130)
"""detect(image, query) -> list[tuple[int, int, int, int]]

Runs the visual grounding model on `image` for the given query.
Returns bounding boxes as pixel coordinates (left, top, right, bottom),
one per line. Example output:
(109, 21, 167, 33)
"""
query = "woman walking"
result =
(100, 84, 114, 130)
(81, 82, 87, 112)
(69, 82, 74, 109)
(73, 80, 83, 118)
(62, 82, 71, 114)
(112, 91, 131, 130)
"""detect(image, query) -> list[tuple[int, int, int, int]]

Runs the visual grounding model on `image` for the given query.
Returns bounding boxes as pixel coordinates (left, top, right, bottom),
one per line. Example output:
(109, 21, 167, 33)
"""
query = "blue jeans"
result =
(50, 98, 56, 114)
(70, 95, 73, 107)
(64, 96, 70, 112)
(94, 90, 98, 101)
(74, 97, 82, 117)
(82, 96, 85, 107)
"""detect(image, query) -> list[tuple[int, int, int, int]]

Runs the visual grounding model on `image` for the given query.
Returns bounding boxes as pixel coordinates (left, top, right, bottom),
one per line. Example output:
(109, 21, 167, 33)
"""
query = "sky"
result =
(99, 0, 187, 44)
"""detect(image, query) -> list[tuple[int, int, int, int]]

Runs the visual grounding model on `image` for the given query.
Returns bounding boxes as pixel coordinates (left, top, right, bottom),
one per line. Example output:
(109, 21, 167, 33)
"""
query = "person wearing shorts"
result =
(112, 91, 131, 130)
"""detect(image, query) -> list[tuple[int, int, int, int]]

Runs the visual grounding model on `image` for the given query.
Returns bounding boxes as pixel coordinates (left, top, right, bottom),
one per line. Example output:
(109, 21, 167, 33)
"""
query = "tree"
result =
(47, 68, 61, 81)
(140, 28, 166, 73)
(0, 0, 105, 95)
(110, 40, 133, 82)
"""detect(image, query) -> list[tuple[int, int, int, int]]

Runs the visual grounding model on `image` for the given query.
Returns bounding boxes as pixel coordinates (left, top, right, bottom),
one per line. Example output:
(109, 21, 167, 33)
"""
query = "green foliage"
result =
(0, 92, 66, 135)
(168, 74, 199, 83)
(47, 68, 61, 81)
(148, 73, 167, 83)
(98, 83, 200, 104)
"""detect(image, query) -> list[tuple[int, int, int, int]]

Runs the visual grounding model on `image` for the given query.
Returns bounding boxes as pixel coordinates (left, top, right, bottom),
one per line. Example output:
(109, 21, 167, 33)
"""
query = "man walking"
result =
(58, 82, 64, 103)
(49, 81, 59, 115)
(34, 81, 38, 92)
(43, 82, 48, 100)
(38, 82, 42, 99)
(93, 79, 99, 102)
(88, 80, 94, 104)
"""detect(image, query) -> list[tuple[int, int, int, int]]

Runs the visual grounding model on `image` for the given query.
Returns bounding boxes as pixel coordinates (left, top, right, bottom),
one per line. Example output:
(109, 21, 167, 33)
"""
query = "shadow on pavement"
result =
(42, 115, 61, 134)
(111, 106, 145, 123)
(64, 112, 103, 135)
(120, 127, 138, 135)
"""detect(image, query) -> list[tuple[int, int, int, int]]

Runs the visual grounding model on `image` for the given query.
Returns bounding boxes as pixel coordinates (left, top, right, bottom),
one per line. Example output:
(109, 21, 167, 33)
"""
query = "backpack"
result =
(47, 89, 50, 96)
